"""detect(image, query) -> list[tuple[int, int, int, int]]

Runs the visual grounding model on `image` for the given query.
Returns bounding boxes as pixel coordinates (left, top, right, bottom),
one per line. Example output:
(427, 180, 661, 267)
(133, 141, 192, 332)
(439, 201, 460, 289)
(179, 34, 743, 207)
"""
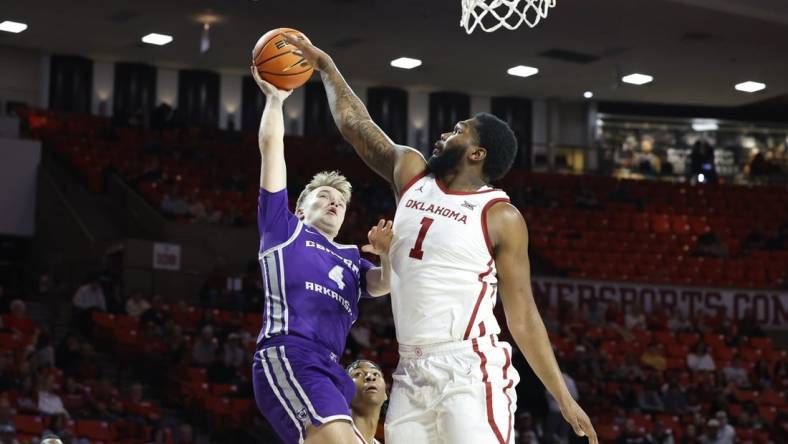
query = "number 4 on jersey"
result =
(328, 265, 346, 290)
(409, 217, 434, 260)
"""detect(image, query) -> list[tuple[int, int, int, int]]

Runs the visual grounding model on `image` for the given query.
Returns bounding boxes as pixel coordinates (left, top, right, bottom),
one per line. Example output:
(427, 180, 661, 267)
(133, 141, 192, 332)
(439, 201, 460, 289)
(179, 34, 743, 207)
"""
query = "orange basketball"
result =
(252, 28, 314, 91)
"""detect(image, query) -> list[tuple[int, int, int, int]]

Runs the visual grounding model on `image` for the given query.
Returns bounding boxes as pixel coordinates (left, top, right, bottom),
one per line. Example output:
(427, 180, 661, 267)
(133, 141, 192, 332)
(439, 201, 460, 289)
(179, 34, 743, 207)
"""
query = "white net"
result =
(461, 0, 557, 33)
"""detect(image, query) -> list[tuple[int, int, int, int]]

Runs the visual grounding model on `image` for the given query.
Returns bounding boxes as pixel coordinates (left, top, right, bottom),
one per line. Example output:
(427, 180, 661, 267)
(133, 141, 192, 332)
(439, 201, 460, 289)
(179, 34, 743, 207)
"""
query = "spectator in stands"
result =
(638, 377, 665, 413)
(662, 378, 688, 414)
(34, 332, 56, 369)
(583, 299, 605, 327)
(625, 303, 647, 330)
(73, 278, 107, 312)
(616, 418, 649, 444)
(0, 424, 18, 444)
(680, 423, 698, 444)
(41, 414, 72, 443)
(160, 192, 189, 217)
(177, 424, 195, 444)
(72, 277, 107, 335)
(125, 291, 152, 319)
(186, 191, 207, 222)
(641, 343, 667, 372)
(91, 378, 123, 421)
(700, 419, 720, 444)
(722, 355, 749, 388)
(714, 411, 735, 444)
(687, 343, 716, 372)
(694, 232, 729, 258)
(55, 334, 82, 377)
(651, 420, 675, 444)
(139, 295, 169, 327)
(37, 373, 69, 416)
(222, 333, 245, 371)
(615, 383, 639, 409)
(191, 325, 218, 367)
(3, 300, 38, 336)
(0, 397, 13, 428)
(667, 308, 691, 332)
(616, 353, 645, 382)
(515, 412, 543, 444)
(738, 309, 764, 338)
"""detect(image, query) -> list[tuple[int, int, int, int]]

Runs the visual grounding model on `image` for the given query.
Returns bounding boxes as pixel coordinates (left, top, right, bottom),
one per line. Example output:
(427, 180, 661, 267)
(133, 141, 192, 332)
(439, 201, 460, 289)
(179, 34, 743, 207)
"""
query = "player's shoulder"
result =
(486, 200, 525, 227)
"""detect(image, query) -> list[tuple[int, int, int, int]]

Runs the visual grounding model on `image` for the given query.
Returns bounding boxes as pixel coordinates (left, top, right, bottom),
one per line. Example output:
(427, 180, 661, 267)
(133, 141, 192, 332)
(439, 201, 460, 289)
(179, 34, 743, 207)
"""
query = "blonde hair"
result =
(295, 171, 352, 210)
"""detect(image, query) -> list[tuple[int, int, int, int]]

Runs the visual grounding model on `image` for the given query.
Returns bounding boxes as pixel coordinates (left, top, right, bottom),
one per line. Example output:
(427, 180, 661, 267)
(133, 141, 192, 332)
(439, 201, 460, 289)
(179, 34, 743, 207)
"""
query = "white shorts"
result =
(384, 335, 520, 444)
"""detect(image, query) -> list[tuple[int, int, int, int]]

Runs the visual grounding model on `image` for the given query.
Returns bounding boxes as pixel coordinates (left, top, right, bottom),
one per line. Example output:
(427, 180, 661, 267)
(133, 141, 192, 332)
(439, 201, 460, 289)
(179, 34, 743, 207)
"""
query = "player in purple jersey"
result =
(249, 65, 393, 444)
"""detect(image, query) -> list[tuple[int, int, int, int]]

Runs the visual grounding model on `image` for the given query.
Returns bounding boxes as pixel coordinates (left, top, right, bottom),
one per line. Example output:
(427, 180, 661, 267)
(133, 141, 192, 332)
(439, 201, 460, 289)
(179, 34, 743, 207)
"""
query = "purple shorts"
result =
(252, 337, 355, 444)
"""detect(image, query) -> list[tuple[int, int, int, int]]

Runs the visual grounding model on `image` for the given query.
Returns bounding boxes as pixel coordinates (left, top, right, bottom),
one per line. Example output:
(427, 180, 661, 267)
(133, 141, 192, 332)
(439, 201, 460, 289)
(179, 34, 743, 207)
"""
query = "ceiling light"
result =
(141, 33, 173, 46)
(734, 81, 765, 93)
(692, 119, 718, 132)
(583, 91, 593, 99)
(0, 20, 28, 33)
(390, 57, 422, 69)
(622, 73, 653, 85)
(507, 65, 539, 78)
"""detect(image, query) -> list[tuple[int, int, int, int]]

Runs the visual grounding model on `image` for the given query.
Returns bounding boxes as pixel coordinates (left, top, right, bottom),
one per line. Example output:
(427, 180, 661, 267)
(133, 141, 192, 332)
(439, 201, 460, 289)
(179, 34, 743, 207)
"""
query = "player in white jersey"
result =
(347, 360, 386, 444)
(286, 35, 597, 444)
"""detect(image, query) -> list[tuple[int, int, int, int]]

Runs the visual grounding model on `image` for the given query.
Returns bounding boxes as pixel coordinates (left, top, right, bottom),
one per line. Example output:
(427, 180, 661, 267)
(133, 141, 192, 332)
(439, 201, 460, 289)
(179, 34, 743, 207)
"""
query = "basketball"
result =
(252, 27, 314, 91)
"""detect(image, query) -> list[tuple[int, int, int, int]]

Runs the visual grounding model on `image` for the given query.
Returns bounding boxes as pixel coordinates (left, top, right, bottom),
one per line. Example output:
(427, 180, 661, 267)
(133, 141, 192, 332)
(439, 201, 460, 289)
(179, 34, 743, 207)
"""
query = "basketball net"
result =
(461, 0, 557, 33)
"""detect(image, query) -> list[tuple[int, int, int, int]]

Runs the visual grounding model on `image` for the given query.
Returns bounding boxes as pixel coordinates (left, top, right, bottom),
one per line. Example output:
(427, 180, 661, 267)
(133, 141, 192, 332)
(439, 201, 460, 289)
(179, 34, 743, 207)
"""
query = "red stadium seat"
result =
(12, 415, 44, 435)
(76, 420, 114, 441)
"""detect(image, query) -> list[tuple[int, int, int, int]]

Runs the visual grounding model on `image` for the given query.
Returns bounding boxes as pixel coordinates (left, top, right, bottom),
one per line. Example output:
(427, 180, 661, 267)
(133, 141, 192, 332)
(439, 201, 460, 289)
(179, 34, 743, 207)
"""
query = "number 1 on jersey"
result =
(409, 217, 434, 260)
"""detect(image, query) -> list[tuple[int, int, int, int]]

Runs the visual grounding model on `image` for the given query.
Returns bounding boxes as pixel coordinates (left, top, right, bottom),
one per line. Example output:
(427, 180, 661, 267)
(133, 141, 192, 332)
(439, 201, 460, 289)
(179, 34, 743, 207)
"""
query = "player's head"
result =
(347, 359, 387, 412)
(428, 112, 517, 182)
(295, 171, 352, 238)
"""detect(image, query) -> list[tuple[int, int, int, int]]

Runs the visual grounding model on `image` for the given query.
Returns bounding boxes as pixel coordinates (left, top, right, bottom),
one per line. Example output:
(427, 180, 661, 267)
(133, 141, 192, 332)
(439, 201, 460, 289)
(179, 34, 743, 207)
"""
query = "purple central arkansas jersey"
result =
(256, 187, 373, 357)
(253, 187, 374, 444)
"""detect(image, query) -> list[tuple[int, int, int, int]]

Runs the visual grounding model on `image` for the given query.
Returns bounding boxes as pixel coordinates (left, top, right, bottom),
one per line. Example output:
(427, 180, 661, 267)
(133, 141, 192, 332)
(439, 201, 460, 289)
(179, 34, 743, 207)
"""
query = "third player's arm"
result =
(488, 203, 598, 444)
(284, 35, 426, 193)
(362, 219, 393, 297)
(364, 254, 391, 297)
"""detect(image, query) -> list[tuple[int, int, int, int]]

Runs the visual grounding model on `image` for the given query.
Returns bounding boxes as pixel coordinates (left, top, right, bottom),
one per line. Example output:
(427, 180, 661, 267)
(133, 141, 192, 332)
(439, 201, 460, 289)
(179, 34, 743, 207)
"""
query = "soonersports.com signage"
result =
(531, 277, 788, 330)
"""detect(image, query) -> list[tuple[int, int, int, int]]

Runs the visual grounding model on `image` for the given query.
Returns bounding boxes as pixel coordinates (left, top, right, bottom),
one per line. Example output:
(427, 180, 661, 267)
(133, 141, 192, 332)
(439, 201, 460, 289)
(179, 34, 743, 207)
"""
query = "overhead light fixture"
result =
(734, 81, 765, 93)
(622, 73, 653, 85)
(141, 33, 173, 46)
(200, 23, 211, 53)
(390, 57, 422, 69)
(583, 91, 593, 99)
(692, 119, 719, 132)
(507, 65, 539, 78)
(0, 20, 28, 33)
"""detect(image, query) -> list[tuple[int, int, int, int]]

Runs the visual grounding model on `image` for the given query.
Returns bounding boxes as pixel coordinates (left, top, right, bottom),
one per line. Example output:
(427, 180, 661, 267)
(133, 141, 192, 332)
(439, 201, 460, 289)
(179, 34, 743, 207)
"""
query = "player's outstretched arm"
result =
(361, 219, 393, 297)
(250, 65, 292, 193)
(488, 203, 599, 444)
(283, 34, 425, 196)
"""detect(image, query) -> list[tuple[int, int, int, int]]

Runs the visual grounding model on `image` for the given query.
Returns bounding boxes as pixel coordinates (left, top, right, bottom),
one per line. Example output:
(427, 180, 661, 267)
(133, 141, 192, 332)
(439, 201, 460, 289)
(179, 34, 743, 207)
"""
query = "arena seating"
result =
(20, 108, 788, 290)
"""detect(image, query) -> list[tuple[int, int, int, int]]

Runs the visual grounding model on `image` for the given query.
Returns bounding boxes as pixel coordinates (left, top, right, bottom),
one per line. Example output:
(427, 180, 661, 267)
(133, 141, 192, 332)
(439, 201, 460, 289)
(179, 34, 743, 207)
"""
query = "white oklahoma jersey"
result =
(390, 172, 508, 345)
(385, 172, 520, 444)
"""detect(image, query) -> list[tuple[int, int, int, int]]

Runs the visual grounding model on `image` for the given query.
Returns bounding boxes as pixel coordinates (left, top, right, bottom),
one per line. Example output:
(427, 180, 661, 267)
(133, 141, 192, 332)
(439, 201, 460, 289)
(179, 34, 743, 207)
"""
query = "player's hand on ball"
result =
(560, 400, 598, 444)
(282, 33, 332, 71)
(362, 219, 393, 256)
(250, 65, 292, 101)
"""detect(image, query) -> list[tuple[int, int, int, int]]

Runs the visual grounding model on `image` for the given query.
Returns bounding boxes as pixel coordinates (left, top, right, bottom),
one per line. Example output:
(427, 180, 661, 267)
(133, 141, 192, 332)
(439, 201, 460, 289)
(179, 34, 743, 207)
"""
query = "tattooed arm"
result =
(284, 34, 426, 195)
